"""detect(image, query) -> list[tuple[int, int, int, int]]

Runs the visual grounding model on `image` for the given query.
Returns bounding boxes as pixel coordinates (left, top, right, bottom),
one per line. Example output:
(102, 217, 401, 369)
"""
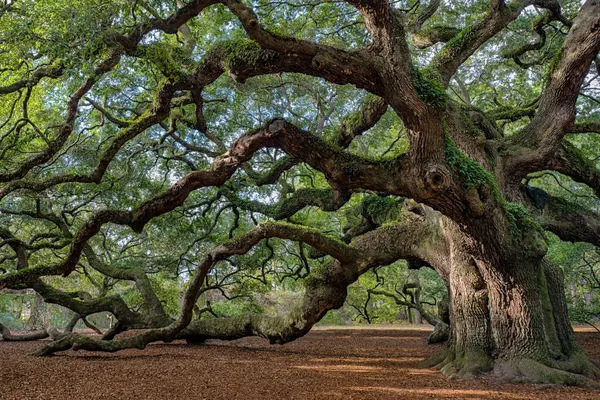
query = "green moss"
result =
(504, 201, 546, 252)
(506, 1, 523, 12)
(362, 195, 403, 224)
(547, 48, 564, 75)
(459, 110, 483, 138)
(457, 349, 494, 376)
(260, 220, 349, 249)
(411, 67, 447, 108)
(444, 136, 496, 190)
(420, 25, 459, 39)
(505, 202, 533, 233)
(141, 42, 192, 79)
(343, 108, 363, 129)
(222, 39, 278, 70)
(342, 98, 373, 129)
(446, 27, 473, 49)
(550, 195, 581, 214)
(435, 23, 480, 64)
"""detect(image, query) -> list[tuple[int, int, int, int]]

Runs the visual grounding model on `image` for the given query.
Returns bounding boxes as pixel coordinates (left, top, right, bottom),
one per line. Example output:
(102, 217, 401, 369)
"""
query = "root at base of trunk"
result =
(422, 348, 493, 379)
(493, 356, 600, 388)
(422, 349, 600, 388)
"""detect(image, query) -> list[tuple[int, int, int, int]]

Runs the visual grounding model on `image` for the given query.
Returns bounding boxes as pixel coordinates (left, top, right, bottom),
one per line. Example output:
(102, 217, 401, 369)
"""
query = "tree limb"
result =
(505, 0, 600, 178)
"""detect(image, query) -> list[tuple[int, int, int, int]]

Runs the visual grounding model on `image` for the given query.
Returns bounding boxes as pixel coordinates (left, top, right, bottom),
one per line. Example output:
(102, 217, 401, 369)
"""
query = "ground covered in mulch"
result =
(1, 327, 599, 400)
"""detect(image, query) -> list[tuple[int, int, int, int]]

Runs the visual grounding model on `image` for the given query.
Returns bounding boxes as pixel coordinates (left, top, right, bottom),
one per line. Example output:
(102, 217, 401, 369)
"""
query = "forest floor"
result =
(1, 326, 599, 400)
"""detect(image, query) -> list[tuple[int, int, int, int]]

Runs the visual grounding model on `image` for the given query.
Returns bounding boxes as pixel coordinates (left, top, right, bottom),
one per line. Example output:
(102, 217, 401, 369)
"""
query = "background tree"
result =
(0, 0, 600, 386)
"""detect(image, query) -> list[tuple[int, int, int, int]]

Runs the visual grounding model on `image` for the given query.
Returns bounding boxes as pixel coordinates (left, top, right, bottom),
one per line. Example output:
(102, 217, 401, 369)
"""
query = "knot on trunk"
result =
(424, 166, 451, 192)
(311, 54, 326, 70)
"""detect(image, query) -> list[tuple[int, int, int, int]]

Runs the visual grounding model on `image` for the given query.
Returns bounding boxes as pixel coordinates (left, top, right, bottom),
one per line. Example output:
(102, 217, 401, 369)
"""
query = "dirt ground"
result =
(1, 327, 599, 400)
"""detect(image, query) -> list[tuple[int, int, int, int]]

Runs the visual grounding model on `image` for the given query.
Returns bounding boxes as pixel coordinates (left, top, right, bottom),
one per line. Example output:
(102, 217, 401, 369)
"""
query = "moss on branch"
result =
(444, 136, 496, 190)
(411, 67, 447, 108)
(504, 201, 546, 252)
(221, 39, 279, 71)
(362, 195, 404, 224)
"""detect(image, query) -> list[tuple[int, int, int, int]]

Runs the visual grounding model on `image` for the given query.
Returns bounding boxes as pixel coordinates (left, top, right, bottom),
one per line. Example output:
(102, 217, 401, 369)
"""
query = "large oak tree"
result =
(1, 0, 600, 386)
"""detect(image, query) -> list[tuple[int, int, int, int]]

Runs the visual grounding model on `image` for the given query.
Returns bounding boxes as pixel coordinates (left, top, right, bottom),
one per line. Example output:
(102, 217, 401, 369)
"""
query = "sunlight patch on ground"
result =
(405, 368, 437, 375)
(294, 364, 384, 373)
(347, 386, 534, 399)
(309, 356, 424, 363)
(362, 336, 422, 340)
(313, 324, 434, 331)
(573, 325, 599, 333)
(316, 335, 352, 339)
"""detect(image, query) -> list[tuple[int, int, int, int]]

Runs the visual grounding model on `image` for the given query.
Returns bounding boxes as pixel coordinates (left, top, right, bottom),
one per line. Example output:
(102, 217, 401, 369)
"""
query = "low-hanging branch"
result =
(549, 142, 600, 199)
(0, 322, 49, 342)
(33, 201, 459, 355)
(523, 185, 600, 247)
(32, 221, 360, 355)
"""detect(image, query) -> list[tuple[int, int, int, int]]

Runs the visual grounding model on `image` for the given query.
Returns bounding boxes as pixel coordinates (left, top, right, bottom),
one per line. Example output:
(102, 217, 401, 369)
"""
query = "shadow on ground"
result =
(1, 327, 599, 399)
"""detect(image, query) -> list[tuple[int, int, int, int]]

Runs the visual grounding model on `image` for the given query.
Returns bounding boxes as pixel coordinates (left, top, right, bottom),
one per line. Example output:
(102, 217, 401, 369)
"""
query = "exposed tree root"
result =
(430, 348, 493, 379)
(493, 358, 600, 388)
(548, 350, 600, 378)
(422, 347, 600, 388)
(419, 347, 449, 369)
(179, 279, 348, 345)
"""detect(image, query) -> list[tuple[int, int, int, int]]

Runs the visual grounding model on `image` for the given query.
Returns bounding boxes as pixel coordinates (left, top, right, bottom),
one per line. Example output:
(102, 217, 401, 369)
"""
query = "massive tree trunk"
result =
(423, 216, 600, 385)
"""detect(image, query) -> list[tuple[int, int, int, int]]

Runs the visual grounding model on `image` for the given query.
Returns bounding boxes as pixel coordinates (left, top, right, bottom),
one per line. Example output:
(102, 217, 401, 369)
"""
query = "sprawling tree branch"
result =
(157, 204, 454, 347)
(0, 62, 64, 95)
(335, 95, 388, 148)
(219, 0, 382, 93)
(429, 0, 529, 86)
(568, 121, 600, 135)
(242, 94, 388, 186)
(33, 221, 359, 355)
(550, 142, 600, 198)
(220, 187, 345, 220)
(505, 0, 600, 178)
(523, 185, 600, 247)
(411, 26, 461, 49)
(0, 0, 221, 185)
(0, 52, 121, 183)
(0, 81, 181, 200)
(0, 116, 407, 288)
